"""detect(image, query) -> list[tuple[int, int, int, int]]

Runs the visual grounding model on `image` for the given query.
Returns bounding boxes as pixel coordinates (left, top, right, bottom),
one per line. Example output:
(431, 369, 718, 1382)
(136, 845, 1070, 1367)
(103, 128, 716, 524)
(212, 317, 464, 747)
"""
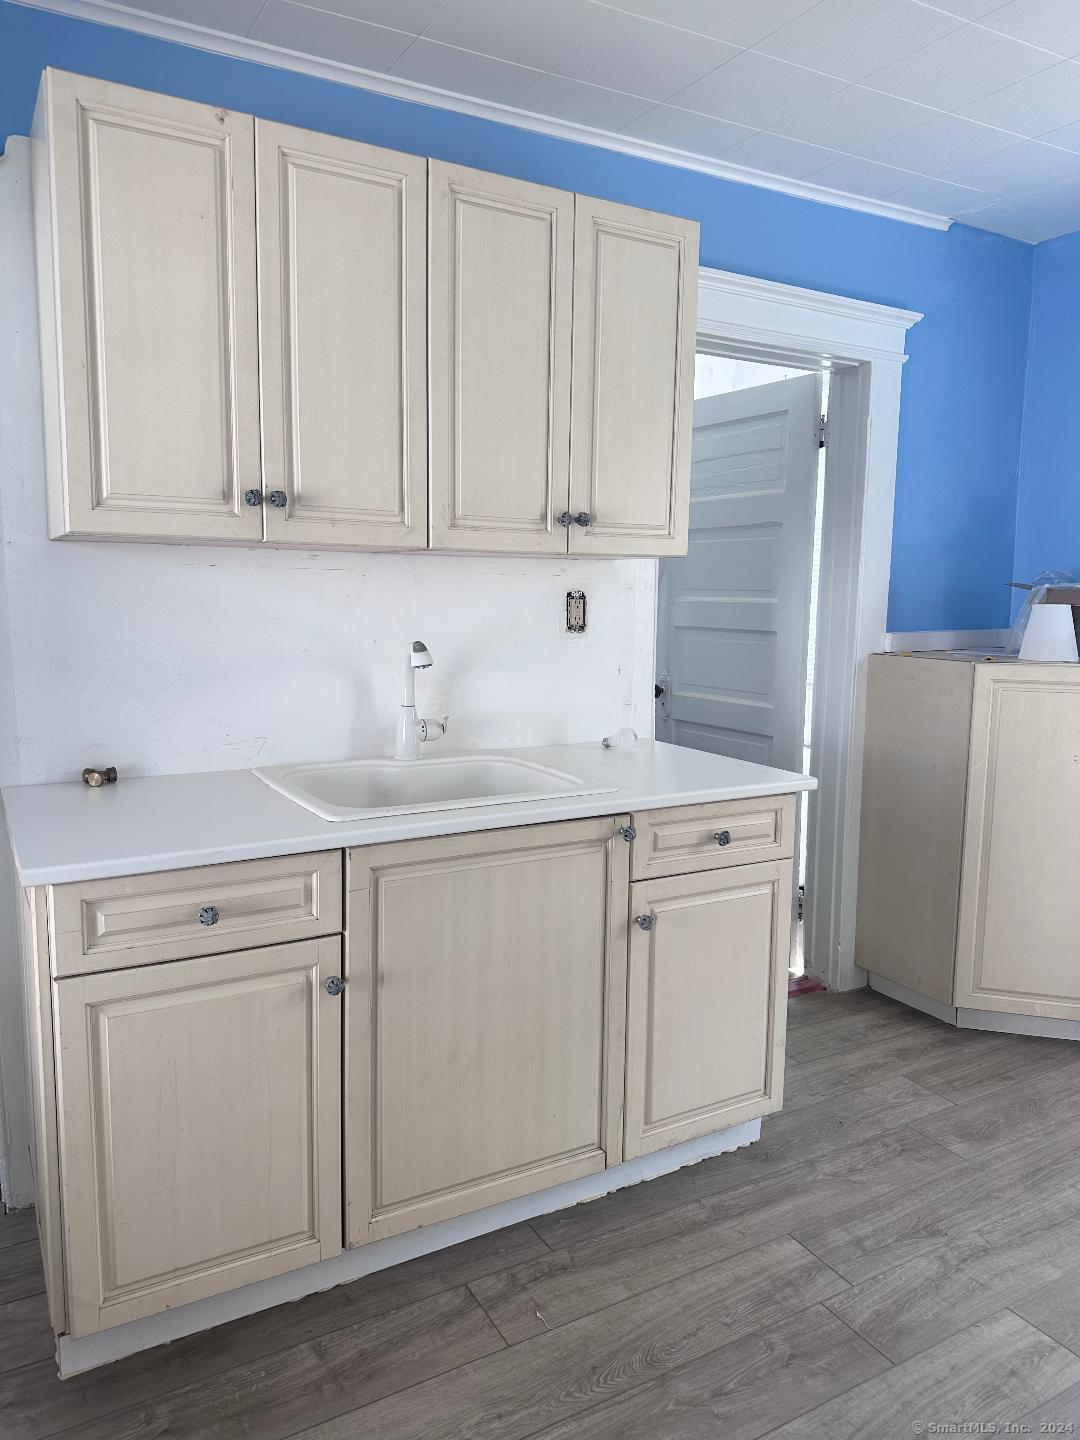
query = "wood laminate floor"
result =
(6, 988, 1080, 1439)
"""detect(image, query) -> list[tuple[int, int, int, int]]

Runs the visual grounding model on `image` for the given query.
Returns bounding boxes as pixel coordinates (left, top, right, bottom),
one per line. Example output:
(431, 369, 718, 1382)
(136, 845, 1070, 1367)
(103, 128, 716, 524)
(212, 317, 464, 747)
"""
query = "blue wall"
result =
(0, 0, 1035, 630)
(1014, 230, 1080, 594)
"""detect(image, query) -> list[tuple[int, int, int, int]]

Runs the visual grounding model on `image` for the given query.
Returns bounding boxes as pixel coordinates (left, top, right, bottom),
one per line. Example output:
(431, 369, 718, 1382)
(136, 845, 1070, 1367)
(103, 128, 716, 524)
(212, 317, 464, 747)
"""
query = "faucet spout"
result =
(396, 641, 435, 760)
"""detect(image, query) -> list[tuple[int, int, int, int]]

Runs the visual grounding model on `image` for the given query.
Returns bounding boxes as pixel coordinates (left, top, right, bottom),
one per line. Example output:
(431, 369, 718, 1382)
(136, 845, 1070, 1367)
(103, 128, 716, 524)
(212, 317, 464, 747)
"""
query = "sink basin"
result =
(253, 754, 617, 822)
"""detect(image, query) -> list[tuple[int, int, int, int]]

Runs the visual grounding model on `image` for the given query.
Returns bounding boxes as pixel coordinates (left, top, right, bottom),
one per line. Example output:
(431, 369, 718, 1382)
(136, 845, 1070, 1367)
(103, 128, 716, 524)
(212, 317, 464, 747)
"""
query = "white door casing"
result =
(689, 269, 920, 991)
(656, 374, 822, 771)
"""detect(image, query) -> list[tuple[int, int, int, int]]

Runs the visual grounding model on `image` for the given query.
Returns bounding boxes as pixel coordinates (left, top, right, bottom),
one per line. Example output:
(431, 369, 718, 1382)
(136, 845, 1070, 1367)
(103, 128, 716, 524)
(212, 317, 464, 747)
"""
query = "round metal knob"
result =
(268, 490, 288, 509)
(635, 914, 654, 931)
(198, 905, 220, 927)
(243, 488, 263, 507)
(715, 830, 732, 847)
(82, 766, 117, 788)
(325, 976, 345, 997)
(557, 511, 573, 527)
(574, 512, 592, 527)
(619, 825, 637, 842)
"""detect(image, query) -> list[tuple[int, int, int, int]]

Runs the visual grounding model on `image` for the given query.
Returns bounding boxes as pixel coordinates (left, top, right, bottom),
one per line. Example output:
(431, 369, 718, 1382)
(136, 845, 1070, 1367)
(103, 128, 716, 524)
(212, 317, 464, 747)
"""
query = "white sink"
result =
(253, 753, 617, 822)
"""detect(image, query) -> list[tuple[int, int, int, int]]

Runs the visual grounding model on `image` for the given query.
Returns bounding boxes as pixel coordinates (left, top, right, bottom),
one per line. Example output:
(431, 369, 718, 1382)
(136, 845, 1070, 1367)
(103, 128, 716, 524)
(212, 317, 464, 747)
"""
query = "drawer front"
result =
(50, 851, 343, 976)
(632, 796, 796, 881)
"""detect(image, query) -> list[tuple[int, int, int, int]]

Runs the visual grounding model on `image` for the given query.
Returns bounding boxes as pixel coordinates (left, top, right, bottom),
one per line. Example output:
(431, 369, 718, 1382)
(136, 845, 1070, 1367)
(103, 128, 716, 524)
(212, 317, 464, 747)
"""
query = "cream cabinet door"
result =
(569, 196, 697, 556)
(429, 162, 574, 554)
(55, 937, 342, 1336)
(34, 70, 262, 543)
(346, 819, 628, 1245)
(956, 666, 1080, 1021)
(257, 122, 428, 549)
(624, 861, 790, 1159)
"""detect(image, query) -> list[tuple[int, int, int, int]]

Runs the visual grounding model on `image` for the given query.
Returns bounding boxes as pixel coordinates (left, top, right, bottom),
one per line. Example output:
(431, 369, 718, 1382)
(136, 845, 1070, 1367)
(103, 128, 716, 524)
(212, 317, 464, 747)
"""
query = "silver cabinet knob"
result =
(198, 905, 220, 926)
(619, 825, 636, 842)
(575, 512, 592, 527)
(557, 511, 573, 527)
(325, 976, 345, 997)
(268, 490, 288, 509)
(635, 914, 654, 931)
(243, 489, 263, 507)
(714, 830, 732, 847)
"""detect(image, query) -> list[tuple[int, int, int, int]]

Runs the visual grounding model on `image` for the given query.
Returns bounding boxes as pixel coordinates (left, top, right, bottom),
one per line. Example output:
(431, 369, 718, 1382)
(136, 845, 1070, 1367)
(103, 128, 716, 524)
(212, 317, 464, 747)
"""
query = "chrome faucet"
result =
(395, 641, 449, 760)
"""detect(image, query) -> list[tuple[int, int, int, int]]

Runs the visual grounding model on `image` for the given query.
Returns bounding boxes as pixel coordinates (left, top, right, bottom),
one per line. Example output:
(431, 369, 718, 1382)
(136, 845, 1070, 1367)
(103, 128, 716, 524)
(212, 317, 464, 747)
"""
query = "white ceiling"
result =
(29, 0, 1080, 241)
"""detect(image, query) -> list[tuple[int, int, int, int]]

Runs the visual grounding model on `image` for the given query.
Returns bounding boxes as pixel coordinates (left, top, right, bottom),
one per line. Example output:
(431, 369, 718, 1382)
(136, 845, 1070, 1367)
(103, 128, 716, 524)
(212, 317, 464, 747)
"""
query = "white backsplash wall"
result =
(7, 539, 656, 783)
(0, 139, 656, 1201)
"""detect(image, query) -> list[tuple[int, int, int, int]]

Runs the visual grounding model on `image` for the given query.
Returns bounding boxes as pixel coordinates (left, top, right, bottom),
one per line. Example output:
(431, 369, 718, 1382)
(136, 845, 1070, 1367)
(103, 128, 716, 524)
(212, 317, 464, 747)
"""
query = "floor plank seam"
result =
(820, 1297, 899, 1367)
(465, 1283, 517, 1347)
(1005, 1306, 1080, 1365)
(525, 1218, 558, 1254)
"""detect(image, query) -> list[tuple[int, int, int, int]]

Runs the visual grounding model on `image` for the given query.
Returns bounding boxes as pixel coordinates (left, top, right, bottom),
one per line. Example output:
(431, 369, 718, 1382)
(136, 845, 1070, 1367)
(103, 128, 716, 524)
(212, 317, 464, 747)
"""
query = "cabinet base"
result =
(868, 973, 1080, 1041)
(55, 1117, 761, 1377)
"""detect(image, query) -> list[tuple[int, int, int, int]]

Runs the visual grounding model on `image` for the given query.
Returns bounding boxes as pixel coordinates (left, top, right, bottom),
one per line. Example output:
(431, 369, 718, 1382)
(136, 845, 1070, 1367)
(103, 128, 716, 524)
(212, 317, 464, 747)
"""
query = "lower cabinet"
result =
(624, 860, 790, 1159)
(26, 801, 794, 1346)
(345, 819, 628, 1245)
(54, 937, 343, 1336)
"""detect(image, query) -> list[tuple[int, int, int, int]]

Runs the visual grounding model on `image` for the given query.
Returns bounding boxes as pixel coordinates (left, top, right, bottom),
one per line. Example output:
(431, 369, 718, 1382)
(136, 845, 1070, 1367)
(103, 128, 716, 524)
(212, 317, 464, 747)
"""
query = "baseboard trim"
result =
(868, 972, 958, 1024)
(868, 973, 1080, 1041)
(885, 629, 1009, 653)
(55, 1116, 761, 1376)
(957, 1008, 1080, 1040)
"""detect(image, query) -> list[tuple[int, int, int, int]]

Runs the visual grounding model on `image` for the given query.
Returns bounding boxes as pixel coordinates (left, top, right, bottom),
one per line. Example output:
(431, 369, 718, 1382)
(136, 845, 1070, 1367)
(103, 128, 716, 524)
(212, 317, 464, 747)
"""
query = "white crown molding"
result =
(11, 0, 955, 234)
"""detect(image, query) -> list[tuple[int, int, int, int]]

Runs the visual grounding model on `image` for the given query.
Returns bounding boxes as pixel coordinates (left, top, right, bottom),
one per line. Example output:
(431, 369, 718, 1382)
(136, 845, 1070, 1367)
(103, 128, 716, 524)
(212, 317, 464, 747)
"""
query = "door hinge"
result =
(797, 886, 806, 921)
(817, 414, 828, 449)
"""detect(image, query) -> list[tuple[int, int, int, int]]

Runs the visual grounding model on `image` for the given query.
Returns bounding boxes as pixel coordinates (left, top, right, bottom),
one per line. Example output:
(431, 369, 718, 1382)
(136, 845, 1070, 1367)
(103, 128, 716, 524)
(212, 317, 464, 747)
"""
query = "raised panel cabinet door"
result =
(429, 162, 574, 554)
(257, 122, 428, 549)
(346, 818, 629, 1245)
(569, 196, 698, 556)
(33, 69, 262, 542)
(55, 937, 343, 1336)
(955, 665, 1080, 1021)
(624, 860, 790, 1159)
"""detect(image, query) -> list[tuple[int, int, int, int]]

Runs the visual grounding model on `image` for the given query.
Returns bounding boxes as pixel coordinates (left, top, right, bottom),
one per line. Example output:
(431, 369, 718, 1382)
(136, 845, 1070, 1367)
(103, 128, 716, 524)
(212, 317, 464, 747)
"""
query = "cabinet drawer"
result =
(49, 851, 343, 977)
(632, 796, 796, 881)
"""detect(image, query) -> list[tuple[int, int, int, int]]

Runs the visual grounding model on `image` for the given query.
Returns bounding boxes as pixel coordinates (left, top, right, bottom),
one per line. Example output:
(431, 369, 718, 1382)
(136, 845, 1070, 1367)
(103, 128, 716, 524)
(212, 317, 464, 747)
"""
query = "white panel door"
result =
(36, 70, 262, 542)
(429, 162, 573, 554)
(257, 121, 428, 549)
(655, 374, 822, 769)
(569, 196, 697, 556)
(55, 938, 343, 1336)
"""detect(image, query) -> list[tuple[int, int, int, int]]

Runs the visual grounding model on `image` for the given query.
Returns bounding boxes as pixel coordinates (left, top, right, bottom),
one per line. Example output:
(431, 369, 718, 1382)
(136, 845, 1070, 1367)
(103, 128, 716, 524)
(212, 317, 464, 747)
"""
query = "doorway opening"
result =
(655, 350, 831, 978)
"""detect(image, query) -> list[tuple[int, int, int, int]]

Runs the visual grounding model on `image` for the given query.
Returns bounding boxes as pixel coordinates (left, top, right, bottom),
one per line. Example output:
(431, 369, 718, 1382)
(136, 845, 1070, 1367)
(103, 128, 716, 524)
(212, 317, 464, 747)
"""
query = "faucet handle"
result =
(418, 715, 450, 743)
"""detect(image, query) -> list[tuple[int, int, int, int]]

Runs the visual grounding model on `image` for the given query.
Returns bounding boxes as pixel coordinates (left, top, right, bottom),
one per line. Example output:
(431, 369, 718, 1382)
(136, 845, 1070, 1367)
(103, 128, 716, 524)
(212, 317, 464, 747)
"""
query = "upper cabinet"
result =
(569, 198, 697, 557)
(429, 163, 573, 555)
(33, 71, 699, 558)
(256, 121, 428, 549)
(33, 70, 263, 543)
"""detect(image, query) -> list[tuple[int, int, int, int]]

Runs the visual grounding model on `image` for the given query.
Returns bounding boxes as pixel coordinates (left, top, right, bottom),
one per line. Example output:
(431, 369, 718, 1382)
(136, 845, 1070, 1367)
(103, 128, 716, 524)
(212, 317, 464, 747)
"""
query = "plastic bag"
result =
(1006, 570, 1080, 654)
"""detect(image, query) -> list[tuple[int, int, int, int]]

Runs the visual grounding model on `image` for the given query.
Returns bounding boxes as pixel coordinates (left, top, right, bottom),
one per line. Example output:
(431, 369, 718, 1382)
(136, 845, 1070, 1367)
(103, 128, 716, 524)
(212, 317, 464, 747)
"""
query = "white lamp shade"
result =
(1019, 603, 1079, 662)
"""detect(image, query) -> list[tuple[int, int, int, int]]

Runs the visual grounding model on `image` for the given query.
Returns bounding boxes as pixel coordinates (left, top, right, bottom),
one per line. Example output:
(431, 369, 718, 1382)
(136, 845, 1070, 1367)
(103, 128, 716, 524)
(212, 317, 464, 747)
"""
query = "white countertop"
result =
(1, 741, 816, 887)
